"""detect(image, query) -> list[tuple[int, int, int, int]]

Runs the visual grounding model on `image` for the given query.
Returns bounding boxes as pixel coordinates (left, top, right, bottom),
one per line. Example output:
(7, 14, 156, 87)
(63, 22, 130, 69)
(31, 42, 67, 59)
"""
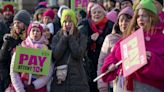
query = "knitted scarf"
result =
(89, 17, 108, 34)
(21, 36, 45, 49)
(89, 17, 108, 50)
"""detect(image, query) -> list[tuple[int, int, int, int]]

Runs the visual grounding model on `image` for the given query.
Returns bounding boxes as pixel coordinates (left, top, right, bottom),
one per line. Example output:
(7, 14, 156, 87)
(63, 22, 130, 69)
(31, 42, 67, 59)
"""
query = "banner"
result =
(13, 46, 52, 75)
(120, 28, 147, 77)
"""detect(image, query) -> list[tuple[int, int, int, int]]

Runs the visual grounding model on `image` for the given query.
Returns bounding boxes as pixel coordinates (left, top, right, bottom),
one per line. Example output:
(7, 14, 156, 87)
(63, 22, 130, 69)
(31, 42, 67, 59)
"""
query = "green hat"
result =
(139, 0, 157, 14)
(61, 9, 77, 26)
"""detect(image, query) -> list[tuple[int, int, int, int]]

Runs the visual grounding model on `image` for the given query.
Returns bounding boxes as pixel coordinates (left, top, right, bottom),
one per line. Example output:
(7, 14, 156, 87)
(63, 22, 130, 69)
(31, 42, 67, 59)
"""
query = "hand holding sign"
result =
(93, 60, 122, 82)
(108, 63, 117, 72)
(93, 28, 147, 82)
(146, 51, 151, 60)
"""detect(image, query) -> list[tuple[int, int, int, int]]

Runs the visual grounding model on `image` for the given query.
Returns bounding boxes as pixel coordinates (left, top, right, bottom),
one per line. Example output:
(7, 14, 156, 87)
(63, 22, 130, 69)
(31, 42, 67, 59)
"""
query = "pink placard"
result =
(75, 0, 88, 8)
(120, 28, 147, 77)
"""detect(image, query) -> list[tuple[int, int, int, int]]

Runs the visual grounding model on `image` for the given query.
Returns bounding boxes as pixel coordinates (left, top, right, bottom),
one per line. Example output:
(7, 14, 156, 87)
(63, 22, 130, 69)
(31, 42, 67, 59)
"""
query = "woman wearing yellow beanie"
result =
(50, 9, 90, 92)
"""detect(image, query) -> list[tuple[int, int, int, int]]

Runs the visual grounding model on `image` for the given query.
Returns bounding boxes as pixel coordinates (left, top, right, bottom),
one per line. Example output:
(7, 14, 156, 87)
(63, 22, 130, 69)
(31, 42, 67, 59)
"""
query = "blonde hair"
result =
(123, 8, 160, 38)
(10, 25, 28, 40)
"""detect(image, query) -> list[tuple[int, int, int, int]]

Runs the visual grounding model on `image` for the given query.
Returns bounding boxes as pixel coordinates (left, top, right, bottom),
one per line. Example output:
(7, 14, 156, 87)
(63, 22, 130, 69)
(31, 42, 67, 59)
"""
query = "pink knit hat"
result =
(106, 10, 118, 23)
(118, 7, 133, 18)
(90, 3, 106, 16)
(38, 1, 48, 7)
(43, 9, 55, 20)
(27, 22, 43, 35)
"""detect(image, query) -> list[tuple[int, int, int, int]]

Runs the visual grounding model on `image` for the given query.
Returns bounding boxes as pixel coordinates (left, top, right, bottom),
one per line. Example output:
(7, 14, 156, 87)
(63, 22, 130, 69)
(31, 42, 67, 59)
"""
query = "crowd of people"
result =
(0, 0, 163, 92)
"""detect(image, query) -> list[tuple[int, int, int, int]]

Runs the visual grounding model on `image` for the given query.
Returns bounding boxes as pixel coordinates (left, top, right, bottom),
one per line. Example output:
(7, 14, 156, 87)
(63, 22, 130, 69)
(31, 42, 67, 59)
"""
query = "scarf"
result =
(89, 17, 108, 34)
(21, 36, 46, 49)
(89, 17, 108, 50)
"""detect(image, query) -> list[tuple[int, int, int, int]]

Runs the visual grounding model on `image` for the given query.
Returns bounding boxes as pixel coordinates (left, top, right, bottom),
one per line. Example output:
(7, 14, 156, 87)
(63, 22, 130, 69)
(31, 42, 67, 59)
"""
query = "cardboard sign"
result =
(120, 28, 147, 77)
(13, 46, 52, 75)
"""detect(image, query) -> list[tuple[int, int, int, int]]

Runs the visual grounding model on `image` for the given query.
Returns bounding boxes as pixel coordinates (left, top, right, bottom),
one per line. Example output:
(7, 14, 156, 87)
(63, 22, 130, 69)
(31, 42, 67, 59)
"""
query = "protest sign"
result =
(120, 28, 147, 77)
(71, 0, 88, 11)
(13, 46, 52, 75)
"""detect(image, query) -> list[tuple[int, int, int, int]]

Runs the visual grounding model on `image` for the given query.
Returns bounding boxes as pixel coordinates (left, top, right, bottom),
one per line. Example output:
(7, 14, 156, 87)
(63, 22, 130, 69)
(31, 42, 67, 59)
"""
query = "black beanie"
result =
(156, 0, 163, 6)
(79, 10, 87, 19)
(14, 10, 31, 26)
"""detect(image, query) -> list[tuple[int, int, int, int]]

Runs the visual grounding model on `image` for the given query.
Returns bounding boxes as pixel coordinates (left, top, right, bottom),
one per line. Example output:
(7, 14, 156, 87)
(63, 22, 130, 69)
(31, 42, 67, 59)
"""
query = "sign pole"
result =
(28, 74, 32, 85)
(93, 60, 123, 82)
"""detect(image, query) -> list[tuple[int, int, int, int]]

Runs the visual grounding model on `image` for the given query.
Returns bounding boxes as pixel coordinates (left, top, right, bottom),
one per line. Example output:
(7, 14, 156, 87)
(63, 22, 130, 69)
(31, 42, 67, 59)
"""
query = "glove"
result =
(3, 34, 13, 41)
(24, 83, 35, 92)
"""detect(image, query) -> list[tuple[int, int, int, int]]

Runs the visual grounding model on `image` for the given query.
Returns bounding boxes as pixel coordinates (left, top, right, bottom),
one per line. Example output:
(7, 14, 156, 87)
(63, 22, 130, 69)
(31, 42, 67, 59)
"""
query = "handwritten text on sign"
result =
(120, 28, 147, 77)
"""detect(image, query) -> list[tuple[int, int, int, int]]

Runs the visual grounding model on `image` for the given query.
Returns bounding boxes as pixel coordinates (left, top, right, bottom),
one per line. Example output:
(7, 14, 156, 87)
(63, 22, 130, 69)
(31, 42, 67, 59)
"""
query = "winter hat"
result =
(3, 4, 14, 14)
(57, 5, 69, 18)
(43, 9, 55, 20)
(35, 4, 47, 11)
(38, 1, 48, 6)
(27, 22, 43, 35)
(138, 0, 157, 14)
(156, 0, 163, 6)
(118, 7, 133, 18)
(61, 9, 77, 26)
(78, 9, 87, 19)
(35, 8, 46, 15)
(14, 10, 31, 26)
(91, 3, 106, 15)
(120, 0, 133, 5)
(106, 10, 118, 23)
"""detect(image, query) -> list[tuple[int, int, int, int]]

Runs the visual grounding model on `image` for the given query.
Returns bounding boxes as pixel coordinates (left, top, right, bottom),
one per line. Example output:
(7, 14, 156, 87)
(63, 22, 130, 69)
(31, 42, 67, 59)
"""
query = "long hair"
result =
(10, 24, 28, 40)
(123, 8, 160, 38)
(112, 14, 132, 35)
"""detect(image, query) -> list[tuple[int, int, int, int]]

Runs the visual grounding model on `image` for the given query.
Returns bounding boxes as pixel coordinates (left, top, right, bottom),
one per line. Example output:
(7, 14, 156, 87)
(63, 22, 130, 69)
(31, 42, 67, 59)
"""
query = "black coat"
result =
(50, 29, 90, 92)
(0, 35, 22, 91)
(0, 21, 9, 48)
(0, 35, 22, 69)
(53, 15, 61, 34)
(78, 19, 114, 76)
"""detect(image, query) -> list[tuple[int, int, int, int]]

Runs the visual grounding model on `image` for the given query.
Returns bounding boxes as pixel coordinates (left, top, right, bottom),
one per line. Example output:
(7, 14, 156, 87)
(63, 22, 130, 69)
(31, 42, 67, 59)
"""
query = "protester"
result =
(106, 9, 119, 24)
(43, 9, 55, 35)
(101, 0, 164, 91)
(77, 9, 86, 23)
(53, 5, 69, 33)
(33, 8, 47, 23)
(10, 22, 53, 92)
(0, 10, 31, 92)
(97, 7, 133, 92)
(103, 0, 116, 12)
(48, 5, 59, 17)
(78, 3, 114, 92)
(50, 9, 89, 92)
(2, 4, 15, 33)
